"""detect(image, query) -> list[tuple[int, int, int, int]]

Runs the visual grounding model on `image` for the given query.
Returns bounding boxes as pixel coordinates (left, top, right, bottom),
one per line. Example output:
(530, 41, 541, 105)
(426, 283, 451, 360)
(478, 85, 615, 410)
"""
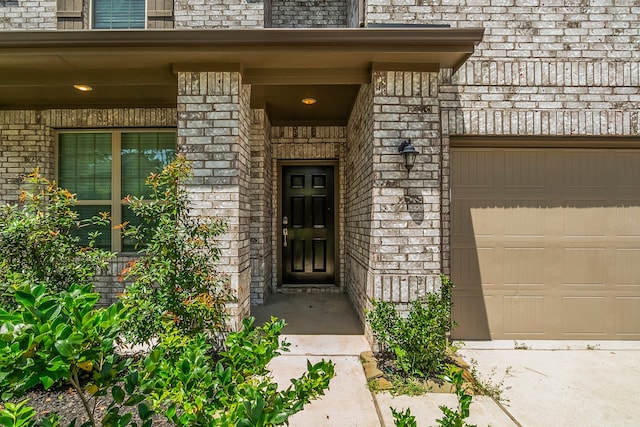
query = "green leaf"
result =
(166, 404, 176, 419)
(123, 394, 145, 406)
(117, 413, 132, 427)
(137, 402, 153, 420)
(112, 386, 125, 404)
(14, 290, 36, 307)
(125, 370, 139, 394)
(54, 339, 73, 357)
(39, 375, 55, 389)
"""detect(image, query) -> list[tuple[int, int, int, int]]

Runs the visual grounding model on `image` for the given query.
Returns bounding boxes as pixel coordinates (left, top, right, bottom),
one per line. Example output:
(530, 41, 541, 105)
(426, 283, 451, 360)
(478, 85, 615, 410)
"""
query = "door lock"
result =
(282, 227, 288, 247)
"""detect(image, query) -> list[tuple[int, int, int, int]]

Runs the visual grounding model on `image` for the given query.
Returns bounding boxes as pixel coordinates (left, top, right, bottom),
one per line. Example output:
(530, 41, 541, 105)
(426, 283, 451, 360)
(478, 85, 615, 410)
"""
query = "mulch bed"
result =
(6, 385, 173, 426)
(360, 351, 476, 394)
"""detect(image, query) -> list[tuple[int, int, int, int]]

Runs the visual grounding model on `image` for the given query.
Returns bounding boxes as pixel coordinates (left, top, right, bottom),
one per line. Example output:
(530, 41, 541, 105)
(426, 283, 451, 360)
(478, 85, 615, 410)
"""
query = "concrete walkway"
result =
(268, 336, 640, 427)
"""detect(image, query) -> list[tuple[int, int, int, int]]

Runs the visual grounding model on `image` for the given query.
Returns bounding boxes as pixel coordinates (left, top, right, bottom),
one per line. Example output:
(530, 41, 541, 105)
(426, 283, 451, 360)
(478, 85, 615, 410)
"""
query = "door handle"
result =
(282, 227, 288, 247)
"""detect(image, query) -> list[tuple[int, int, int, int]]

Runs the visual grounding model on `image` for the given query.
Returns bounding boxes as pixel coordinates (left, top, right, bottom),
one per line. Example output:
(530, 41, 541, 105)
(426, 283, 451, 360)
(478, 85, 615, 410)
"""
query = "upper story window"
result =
(57, 130, 176, 251)
(93, 0, 145, 29)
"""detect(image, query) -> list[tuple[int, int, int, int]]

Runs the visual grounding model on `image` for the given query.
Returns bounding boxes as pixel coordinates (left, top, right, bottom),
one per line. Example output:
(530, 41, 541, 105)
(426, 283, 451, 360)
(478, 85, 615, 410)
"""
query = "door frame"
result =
(277, 159, 340, 288)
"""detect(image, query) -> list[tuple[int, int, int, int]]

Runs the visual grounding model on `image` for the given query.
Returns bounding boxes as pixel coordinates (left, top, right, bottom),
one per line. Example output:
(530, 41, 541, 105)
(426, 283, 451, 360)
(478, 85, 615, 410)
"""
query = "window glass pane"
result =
(121, 205, 154, 252)
(121, 132, 176, 198)
(72, 205, 112, 250)
(59, 133, 112, 200)
(94, 0, 145, 29)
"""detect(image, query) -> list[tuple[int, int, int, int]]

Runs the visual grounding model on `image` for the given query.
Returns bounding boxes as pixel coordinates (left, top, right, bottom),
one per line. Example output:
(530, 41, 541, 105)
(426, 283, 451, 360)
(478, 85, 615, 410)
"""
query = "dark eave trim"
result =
(0, 28, 485, 49)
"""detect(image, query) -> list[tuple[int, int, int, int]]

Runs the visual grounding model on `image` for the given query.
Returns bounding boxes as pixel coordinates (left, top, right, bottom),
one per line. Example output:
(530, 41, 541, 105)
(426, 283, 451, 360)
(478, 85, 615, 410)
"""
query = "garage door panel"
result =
(502, 295, 546, 335)
(503, 150, 547, 188)
(615, 297, 640, 336)
(452, 199, 499, 237)
(452, 150, 495, 188)
(503, 247, 546, 286)
(562, 151, 607, 188)
(562, 296, 606, 336)
(451, 247, 481, 289)
(503, 201, 547, 236)
(562, 248, 606, 286)
(615, 151, 640, 188)
(470, 203, 500, 237)
(615, 249, 640, 287)
(562, 202, 607, 237)
(451, 292, 491, 339)
(452, 147, 640, 340)
(616, 204, 640, 236)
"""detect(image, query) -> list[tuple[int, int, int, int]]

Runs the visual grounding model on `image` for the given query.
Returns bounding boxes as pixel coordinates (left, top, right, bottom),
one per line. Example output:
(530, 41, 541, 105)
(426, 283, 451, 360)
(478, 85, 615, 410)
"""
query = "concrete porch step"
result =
(282, 334, 371, 356)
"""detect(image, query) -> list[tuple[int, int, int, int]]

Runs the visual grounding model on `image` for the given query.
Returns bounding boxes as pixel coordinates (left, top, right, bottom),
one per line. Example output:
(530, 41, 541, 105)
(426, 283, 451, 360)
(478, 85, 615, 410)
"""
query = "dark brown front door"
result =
(281, 165, 335, 285)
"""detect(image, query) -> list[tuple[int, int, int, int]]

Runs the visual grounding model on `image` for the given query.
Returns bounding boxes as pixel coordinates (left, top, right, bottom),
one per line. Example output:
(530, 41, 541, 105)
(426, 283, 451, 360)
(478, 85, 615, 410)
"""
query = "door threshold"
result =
(277, 284, 340, 293)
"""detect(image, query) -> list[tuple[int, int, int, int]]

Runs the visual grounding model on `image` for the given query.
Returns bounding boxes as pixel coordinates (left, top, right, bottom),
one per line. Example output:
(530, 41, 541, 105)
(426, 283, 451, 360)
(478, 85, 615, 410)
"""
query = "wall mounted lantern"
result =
(398, 139, 418, 172)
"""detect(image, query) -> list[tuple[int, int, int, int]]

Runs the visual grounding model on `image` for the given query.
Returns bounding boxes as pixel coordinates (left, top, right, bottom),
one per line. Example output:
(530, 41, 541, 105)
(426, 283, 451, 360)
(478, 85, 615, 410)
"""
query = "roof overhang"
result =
(0, 28, 484, 124)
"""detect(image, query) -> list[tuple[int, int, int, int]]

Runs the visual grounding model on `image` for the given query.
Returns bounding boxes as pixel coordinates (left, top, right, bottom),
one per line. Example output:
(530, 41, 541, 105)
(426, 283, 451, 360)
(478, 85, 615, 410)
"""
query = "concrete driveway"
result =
(458, 341, 640, 427)
(269, 337, 640, 427)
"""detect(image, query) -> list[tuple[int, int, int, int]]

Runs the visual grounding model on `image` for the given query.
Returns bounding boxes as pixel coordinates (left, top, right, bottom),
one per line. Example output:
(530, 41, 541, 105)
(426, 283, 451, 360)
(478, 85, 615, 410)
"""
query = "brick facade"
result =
(3, 0, 640, 340)
(370, 71, 442, 278)
(0, 0, 56, 30)
(177, 71, 252, 328)
(249, 109, 273, 304)
(174, 0, 263, 28)
(345, 84, 374, 327)
(365, 1, 640, 137)
(267, 0, 350, 28)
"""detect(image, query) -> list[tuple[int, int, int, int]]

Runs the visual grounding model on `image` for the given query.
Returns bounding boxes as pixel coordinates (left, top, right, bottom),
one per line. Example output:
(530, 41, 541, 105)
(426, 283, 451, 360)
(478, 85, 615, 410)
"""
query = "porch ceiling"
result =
(0, 28, 484, 124)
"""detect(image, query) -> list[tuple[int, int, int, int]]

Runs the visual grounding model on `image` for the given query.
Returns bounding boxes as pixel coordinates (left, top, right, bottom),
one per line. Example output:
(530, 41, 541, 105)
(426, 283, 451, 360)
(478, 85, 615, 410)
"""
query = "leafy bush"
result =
(135, 317, 335, 426)
(0, 170, 113, 303)
(0, 282, 137, 426)
(366, 276, 455, 378)
(391, 407, 417, 427)
(436, 365, 476, 427)
(0, 399, 59, 427)
(0, 163, 334, 427)
(119, 155, 232, 345)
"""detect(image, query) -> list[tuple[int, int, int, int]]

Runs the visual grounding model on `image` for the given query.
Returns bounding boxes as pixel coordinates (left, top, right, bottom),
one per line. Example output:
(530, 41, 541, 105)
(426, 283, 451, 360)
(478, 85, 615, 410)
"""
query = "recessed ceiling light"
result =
(301, 97, 316, 105)
(73, 84, 93, 92)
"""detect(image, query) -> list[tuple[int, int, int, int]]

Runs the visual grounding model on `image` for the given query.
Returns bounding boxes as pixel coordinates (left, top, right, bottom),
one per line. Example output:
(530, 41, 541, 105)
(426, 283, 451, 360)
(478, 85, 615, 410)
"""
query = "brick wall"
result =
(0, 0, 56, 30)
(174, 0, 263, 28)
(268, 0, 348, 28)
(249, 109, 273, 304)
(345, 83, 374, 328)
(368, 70, 444, 305)
(177, 71, 252, 328)
(365, 0, 640, 138)
(270, 125, 346, 291)
(0, 112, 53, 203)
(0, 107, 176, 304)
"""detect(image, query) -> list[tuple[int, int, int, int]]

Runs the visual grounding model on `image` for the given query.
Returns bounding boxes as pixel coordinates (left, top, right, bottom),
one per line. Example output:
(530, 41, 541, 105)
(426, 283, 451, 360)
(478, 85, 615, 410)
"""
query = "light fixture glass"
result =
(73, 84, 93, 92)
(301, 97, 316, 105)
(398, 139, 418, 172)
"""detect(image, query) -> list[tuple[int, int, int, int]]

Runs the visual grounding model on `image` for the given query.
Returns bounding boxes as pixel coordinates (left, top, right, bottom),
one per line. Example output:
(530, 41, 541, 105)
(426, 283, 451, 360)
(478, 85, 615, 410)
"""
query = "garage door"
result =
(451, 147, 640, 340)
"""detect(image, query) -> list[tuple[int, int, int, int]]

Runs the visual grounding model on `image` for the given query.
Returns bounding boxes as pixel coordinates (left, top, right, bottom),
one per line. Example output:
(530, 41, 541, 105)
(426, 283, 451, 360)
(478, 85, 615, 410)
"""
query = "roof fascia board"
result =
(0, 28, 485, 49)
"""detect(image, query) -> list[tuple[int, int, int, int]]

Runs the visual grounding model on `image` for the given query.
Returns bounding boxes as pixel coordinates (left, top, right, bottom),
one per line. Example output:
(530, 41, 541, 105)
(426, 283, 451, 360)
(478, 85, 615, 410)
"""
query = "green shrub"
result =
(392, 407, 417, 427)
(366, 276, 455, 378)
(136, 317, 335, 426)
(436, 365, 476, 427)
(0, 399, 59, 427)
(119, 155, 232, 346)
(0, 170, 113, 304)
(0, 282, 137, 426)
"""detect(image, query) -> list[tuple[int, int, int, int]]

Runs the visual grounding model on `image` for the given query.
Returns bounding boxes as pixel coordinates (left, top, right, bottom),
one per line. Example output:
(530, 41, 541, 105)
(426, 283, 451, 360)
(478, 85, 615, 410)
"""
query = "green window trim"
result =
(57, 129, 176, 252)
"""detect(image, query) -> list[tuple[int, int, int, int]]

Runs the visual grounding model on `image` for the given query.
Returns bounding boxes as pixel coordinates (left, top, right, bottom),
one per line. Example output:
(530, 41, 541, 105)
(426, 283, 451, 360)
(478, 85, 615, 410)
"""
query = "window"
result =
(57, 130, 176, 251)
(93, 0, 145, 29)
